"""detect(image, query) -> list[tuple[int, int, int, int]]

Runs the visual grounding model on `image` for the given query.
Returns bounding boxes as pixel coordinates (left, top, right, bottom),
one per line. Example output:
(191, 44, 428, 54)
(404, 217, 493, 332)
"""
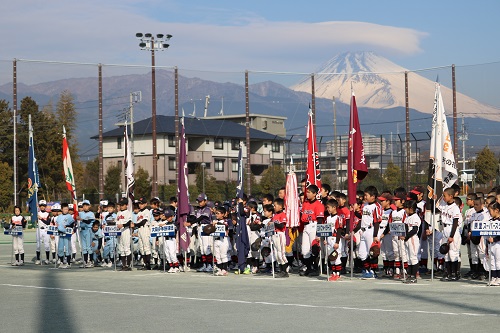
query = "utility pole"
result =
(333, 96, 339, 190)
(458, 114, 468, 194)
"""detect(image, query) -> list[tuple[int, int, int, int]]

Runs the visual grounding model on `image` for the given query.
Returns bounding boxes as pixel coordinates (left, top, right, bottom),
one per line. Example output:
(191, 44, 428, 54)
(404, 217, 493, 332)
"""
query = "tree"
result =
(104, 164, 121, 199)
(135, 167, 152, 199)
(383, 161, 402, 191)
(360, 168, 385, 192)
(56, 90, 77, 147)
(475, 146, 498, 185)
(0, 162, 13, 209)
(259, 165, 286, 197)
(194, 166, 223, 202)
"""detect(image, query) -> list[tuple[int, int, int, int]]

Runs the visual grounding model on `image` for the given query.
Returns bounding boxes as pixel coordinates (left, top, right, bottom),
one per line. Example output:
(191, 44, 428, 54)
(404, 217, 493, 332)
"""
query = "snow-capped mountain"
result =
(291, 52, 500, 121)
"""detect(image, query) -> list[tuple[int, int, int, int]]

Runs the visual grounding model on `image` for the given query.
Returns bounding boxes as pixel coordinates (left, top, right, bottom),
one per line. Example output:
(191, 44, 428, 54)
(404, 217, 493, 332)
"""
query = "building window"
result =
(231, 139, 240, 150)
(214, 138, 223, 149)
(272, 141, 280, 153)
(168, 135, 175, 147)
(117, 160, 122, 169)
(168, 157, 176, 170)
(206, 139, 210, 144)
(232, 159, 239, 172)
(117, 137, 122, 149)
(214, 159, 225, 172)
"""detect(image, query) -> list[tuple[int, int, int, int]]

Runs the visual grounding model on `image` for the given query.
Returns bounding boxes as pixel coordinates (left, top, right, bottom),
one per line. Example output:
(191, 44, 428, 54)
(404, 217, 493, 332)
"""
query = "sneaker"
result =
(85, 262, 94, 268)
(260, 262, 267, 269)
(415, 272, 421, 279)
(328, 274, 339, 282)
(167, 267, 174, 273)
(58, 263, 68, 269)
(206, 265, 213, 272)
(172, 267, 180, 273)
(57, 259, 61, 265)
(361, 271, 375, 279)
(220, 269, 228, 276)
(51, 259, 56, 264)
(179, 266, 185, 272)
(489, 278, 499, 286)
(450, 274, 460, 281)
(43, 259, 50, 265)
(275, 270, 289, 278)
(405, 277, 418, 284)
(440, 275, 450, 282)
(197, 264, 207, 272)
(18, 260, 24, 266)
(243, 267, 251, 275)
(11, 261, 18, 266)
(35, 260, 41, 265)
(251, 266, 258, 274)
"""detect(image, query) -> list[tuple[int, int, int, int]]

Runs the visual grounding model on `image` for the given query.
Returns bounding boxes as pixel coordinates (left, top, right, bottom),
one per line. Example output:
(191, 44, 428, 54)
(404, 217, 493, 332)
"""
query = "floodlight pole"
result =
(136, 33, 172, 198)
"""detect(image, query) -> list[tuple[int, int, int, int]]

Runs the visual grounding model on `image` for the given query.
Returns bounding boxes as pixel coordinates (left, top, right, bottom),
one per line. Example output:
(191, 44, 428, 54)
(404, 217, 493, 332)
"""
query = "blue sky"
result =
(2, 1, 499, 72)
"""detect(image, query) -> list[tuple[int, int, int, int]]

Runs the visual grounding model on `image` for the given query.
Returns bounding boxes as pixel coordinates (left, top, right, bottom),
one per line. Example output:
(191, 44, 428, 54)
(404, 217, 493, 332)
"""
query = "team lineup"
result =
(4, 181, 500, 286)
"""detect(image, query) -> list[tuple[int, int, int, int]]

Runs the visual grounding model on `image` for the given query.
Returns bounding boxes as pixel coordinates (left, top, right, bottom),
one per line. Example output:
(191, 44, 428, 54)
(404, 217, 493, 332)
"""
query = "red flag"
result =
(305, 105, 321, 194)
(62, 126, 78, 219)
(347, 92, 368, 208)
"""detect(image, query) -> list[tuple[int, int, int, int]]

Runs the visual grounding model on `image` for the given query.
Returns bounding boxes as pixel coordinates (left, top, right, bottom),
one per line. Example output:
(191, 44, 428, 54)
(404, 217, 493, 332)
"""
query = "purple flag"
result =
(177, 118, 190, 252)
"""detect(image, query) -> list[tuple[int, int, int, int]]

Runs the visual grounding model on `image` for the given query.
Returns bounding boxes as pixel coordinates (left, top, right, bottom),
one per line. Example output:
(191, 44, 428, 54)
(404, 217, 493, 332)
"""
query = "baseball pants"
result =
(301, 222, 317, 259)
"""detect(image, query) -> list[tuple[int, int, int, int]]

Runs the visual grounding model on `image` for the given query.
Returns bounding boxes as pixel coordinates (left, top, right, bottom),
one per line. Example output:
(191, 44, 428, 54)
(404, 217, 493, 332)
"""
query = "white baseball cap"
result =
(68, 203, 74, 210)
(51, 203, 61, 211)
(39, 200, 47, 206)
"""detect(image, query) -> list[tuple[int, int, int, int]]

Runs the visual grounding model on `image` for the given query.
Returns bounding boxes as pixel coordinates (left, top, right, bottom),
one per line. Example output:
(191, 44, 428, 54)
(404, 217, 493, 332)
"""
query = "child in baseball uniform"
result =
(159, 208, 179, 273)
(56, 203, 75, 269)
(193, 193, 213, 272)
(469, 198, 490, 280)
(402, 200, 421, 283)
(271, 198, 288, 278)
(389, 192, 407, 279)
(78, 200, 95, 268)
(486, 202, 500, 286)
(102, 203, 117, 268)
(213, 206, 230, 276)
(35, 200, 51, 265)
(378, 193, 394, 277)
(325, 199, 345, 281)
(116, 198, 133, 271)
(462, 193, 477, 279)
(354, 186, 382, 279)
(90, 221, 103, 266)
(439, 188, 462, 281)
(300, 185, 325, 277)
(10, 206, 27, 266)
(68, 204, 78, 263)
(135, 197, 152, 270)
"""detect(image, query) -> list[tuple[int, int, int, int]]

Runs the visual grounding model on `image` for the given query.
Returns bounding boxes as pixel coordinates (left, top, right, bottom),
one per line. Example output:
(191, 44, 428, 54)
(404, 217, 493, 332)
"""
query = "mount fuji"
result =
(291, 52, 500, 121)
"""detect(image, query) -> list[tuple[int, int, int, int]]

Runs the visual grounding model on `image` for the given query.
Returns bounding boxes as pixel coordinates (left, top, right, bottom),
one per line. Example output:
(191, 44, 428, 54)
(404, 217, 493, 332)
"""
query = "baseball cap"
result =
(68, 203, 74, 210)
(377, 193, 393, 201)
(410, 186, 424, 195)
(51, 203, 61, 211)
(118, 198, 128, 206)
(82, 200, 91, 206)
(77, 201, 83, 207)
(100, 200, 109, 206)
(39, 200, 47, 206)
(163, 209, 174, 218)
(137, 197, 148, 204)
(152, 208, 163, 216)
(196, 193, 207, 202)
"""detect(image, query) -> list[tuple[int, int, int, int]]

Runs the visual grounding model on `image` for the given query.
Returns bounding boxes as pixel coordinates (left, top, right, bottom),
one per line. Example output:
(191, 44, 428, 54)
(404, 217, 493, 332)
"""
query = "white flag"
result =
(430, 83, 457, 190)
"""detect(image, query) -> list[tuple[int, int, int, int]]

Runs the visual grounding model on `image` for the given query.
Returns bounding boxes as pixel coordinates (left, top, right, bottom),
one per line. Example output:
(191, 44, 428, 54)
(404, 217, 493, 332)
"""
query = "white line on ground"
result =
(0, 283, 497, 318)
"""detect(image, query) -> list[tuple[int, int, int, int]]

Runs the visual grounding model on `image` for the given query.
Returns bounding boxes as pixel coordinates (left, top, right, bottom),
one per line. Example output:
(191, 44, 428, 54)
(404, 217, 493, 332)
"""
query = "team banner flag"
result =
(235, 143, 250, 272)
(62, 126, 78, 219)
(426, 83, 458, 208)
(27, 115, 40, 224)
(285, 158, 299, 228)
(347, 91, 368, 208)
(177, 118, 190, 252)
(124, 122, 135, 211)
(305, 104, 321, 194)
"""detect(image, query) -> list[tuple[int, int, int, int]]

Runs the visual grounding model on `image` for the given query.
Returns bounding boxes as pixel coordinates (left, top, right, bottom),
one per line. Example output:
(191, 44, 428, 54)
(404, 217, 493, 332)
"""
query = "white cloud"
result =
(0, 1, 427, 84)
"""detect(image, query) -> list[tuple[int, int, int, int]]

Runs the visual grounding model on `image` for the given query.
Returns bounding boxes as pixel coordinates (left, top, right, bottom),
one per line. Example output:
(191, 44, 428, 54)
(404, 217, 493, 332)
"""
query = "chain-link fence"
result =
(1, 56, 499, 205)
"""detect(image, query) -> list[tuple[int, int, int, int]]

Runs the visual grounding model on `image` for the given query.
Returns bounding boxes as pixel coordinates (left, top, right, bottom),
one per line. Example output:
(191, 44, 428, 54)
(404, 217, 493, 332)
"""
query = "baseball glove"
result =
(251, 238, 262, 252)
(261, 246, 271, 258)
(202, 224, 216, 235)
(439, 243, 449, 255)
(328, 250, 339, 262)
(369, 241, 381, 258)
